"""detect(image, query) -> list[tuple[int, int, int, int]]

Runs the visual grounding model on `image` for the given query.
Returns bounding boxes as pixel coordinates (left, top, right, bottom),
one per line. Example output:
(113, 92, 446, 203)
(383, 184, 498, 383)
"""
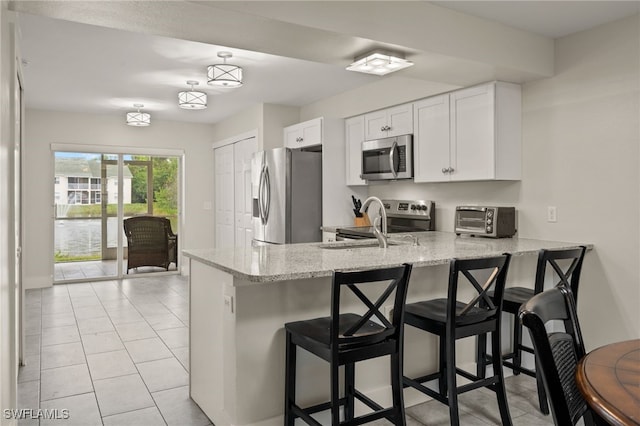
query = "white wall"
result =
(211, 103, 263, 147)
(262, 104, 299, 150)
(0, 4, 18, 423)
(300, 15, 640, 348)
(211, 103, 300, 151)
(300, 75, 459, 122)
(23, 109, 215, 289)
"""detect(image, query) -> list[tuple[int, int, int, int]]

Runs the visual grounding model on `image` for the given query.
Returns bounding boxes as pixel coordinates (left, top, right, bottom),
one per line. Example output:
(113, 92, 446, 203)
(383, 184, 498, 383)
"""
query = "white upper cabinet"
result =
(345, 115, 367, 186)
(413, 94, 451, 182)
(284, 117, 323, 149)
(413, 81, 521, 183)
(364, 103, 413, 140)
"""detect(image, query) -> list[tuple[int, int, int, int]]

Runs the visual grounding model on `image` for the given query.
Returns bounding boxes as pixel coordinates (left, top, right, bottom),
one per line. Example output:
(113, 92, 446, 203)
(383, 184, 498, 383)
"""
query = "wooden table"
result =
(576, 339, 640, 425)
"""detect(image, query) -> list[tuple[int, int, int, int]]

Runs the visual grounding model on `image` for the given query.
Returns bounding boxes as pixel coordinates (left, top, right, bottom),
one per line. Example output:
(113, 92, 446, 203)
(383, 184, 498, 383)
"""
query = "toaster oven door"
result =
(455, 208, 488, 234)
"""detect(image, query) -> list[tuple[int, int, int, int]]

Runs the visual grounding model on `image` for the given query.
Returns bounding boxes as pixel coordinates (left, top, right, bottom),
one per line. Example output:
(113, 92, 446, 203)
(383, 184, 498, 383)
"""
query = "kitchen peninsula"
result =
(184, 232, 589, 426)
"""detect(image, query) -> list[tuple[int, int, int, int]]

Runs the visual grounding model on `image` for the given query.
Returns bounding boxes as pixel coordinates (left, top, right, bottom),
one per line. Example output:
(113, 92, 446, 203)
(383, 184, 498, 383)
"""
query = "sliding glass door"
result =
(53, 151, 180, 282)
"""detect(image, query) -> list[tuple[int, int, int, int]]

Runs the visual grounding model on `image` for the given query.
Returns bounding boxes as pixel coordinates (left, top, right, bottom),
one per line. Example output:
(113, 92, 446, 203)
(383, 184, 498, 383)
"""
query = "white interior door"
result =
(214, 144, 235, 248)
(234, 137, 257, 248)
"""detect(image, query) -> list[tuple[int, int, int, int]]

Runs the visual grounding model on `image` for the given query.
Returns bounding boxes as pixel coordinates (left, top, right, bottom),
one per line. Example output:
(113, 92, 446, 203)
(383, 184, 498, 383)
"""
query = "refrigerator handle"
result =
(259, 166, 266, 225)
(264, 165, 271, 224)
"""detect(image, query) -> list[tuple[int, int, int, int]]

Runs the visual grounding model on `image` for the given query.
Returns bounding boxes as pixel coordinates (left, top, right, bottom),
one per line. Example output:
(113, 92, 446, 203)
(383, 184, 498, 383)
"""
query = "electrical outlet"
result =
(547, 206, 557, 223)
(224, 295, 234, 313)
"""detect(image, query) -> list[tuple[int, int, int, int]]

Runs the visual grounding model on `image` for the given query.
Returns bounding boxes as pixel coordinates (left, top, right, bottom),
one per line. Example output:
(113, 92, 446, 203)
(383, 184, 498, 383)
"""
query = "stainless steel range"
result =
(336, 199, 435, 240)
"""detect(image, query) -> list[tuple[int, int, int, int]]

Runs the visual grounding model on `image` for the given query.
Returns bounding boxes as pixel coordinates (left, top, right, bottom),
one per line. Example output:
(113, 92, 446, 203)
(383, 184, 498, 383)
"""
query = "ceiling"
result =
(432, 1, 640, 39)
(16, 1, 639, 125)
(17, 13, 377, 124)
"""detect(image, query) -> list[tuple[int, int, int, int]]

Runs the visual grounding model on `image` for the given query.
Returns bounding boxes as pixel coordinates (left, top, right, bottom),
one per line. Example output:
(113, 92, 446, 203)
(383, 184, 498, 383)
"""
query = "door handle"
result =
(389, 140, 398, 178)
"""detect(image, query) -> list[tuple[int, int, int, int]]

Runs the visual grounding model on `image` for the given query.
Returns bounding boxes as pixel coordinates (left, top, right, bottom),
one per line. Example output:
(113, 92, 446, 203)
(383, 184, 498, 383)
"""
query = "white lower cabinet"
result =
(414, 81, 522, 183)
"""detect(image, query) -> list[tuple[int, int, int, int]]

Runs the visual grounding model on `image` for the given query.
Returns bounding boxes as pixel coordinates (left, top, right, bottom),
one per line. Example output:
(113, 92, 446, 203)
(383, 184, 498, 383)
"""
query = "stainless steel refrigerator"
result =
(252, 147, 322, 244)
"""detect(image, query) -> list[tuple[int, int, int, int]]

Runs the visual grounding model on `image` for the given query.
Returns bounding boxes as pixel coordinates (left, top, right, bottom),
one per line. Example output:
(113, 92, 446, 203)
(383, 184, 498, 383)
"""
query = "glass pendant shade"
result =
(126, 104, 151, 126)
(208, 52, 243, 87)
(179, 81, 207, 109)
(346, 50, 413, 76)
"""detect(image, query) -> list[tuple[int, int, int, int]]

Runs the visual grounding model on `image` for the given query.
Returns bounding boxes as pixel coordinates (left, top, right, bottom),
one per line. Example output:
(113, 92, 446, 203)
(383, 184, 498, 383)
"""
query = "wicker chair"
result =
(123, 216, 177, 273)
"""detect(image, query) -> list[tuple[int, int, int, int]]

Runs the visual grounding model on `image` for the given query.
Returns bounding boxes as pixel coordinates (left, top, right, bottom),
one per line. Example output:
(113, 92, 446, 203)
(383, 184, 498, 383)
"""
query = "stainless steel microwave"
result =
(361, 134, 413, 181)
(455, 206, 517, 238)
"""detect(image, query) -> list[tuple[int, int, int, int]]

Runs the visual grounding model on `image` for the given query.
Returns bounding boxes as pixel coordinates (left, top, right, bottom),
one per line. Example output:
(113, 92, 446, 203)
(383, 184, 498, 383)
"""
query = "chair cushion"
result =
(405, 299, 495, 326)
(285, 313, 386, 348)
(488, 287, 535, 313)
(502, 287, 535, 304)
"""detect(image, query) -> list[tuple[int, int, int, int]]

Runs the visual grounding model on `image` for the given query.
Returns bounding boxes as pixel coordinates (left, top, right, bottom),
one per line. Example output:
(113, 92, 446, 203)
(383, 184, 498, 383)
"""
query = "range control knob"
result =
(411, 205, 417, 210)
(487, 226, 493, 233)
(487, 219, 493, 225)
(420, 205, 427, 211)
(487, 210, 494, 218)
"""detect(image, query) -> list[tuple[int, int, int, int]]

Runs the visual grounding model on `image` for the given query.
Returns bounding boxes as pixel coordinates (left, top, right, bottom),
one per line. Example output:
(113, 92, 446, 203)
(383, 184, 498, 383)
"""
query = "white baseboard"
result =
(23, 275, 52, 289)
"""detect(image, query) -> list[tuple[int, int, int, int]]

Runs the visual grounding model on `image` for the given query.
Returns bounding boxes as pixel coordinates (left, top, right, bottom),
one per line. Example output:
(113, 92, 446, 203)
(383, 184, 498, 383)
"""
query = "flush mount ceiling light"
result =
(126, 104, 151, 127)
(207, 51, 243, 88)
(178, 80, 207, 110)
(346, 50, 414, 76)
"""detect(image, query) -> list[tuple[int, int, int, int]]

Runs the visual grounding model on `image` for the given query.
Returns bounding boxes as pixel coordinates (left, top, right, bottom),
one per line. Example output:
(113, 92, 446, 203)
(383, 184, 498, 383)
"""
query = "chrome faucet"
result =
(360, 196, 388, 248)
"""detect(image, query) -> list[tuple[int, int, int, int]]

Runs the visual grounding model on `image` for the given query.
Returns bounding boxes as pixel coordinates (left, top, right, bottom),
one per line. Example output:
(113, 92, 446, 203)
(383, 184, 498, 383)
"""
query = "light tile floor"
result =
(19, 275, 554, 425)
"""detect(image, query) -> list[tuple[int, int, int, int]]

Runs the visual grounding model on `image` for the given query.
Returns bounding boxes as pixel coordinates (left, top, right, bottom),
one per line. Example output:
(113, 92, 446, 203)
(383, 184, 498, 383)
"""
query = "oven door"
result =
(361, 135, 412, 180)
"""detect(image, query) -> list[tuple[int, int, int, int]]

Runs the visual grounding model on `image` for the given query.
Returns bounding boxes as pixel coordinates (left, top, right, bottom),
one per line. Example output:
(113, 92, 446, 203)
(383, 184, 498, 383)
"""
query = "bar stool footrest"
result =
(293, 397, 348, 417)
(503, 360, 537, 378)
(403, 376, 447, 404)
(342, 408, 396, 426)
(290, 404, 324, 426)
(353, 389, 384, 412)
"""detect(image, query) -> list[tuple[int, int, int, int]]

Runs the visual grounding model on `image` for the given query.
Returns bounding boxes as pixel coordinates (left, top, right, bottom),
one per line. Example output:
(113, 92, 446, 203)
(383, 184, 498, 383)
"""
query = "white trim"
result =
(117, 154, 124, 277)
(51, 143, 184, 157)
(212, 129, 258, 150)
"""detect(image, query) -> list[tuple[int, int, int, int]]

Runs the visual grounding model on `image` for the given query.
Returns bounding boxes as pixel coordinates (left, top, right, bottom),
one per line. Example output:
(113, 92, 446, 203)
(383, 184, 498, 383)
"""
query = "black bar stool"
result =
(284, 264, 413, 425)
(478, 246, 587, 415)
(402, 255, 512, 426)
(519, 286, 601, 425)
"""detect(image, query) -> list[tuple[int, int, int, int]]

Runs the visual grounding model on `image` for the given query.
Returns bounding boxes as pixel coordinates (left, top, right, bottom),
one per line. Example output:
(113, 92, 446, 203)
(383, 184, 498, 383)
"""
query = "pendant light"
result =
(207, 52, 243, 88)
(126, 104, 151, 126)
(178, 80, 207, 110)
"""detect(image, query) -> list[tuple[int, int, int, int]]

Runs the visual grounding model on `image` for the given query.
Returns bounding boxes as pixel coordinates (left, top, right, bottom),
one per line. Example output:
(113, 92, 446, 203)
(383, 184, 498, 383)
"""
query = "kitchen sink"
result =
(319, 241, 398, 250)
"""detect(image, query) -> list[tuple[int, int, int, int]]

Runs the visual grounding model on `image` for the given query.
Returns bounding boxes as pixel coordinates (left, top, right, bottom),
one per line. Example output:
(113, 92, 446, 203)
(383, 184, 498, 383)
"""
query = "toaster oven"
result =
(455, 206, 516, 238)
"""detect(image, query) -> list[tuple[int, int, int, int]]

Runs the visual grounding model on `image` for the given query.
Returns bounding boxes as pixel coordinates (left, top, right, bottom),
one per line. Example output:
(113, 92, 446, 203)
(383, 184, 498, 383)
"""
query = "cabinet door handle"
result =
(448, 167, 455, 173)
(380, 126, 385, 132)
(442, 168, 448, 174)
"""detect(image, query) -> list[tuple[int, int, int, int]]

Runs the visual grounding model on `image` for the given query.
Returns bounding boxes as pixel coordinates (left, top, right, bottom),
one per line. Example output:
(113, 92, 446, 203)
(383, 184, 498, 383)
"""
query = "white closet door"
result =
(214, 144, 235, 248)
(234, 137, 257, 248)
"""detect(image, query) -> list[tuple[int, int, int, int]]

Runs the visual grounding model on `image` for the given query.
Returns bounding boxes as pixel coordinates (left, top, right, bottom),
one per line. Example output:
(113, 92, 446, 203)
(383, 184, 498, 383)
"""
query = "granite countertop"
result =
(183, 232, 590, 285)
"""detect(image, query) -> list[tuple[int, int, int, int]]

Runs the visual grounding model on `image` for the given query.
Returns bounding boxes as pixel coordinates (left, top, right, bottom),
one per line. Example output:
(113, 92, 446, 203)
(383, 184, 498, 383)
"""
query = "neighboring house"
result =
(54, 157, 132, 206)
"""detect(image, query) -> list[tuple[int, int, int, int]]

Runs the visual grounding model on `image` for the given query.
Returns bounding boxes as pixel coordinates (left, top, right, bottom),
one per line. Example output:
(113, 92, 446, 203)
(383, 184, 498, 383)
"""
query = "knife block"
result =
(354, 213, 371, 227)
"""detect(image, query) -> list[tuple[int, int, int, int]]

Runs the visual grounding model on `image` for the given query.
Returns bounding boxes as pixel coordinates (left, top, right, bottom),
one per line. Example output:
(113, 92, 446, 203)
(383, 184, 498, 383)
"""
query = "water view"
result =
(54, 218, 122, 258)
